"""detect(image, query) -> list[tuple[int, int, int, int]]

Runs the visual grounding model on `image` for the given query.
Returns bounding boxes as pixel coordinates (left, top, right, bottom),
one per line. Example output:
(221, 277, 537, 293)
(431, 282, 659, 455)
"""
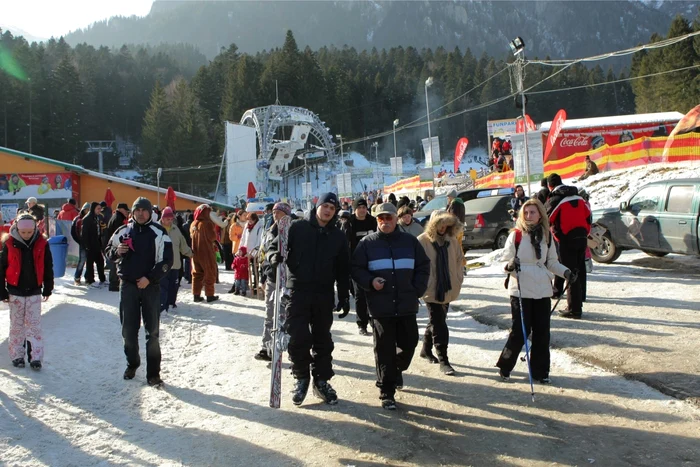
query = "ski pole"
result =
(550, 279, 571, 315)
(515, 267, 535, 402)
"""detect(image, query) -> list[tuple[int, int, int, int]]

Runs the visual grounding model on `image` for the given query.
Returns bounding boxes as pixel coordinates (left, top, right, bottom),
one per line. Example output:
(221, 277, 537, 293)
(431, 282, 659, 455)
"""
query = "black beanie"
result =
(132, 197, 153, 215)
(353, 198, 368, 209)
(316, 192, 339, 209)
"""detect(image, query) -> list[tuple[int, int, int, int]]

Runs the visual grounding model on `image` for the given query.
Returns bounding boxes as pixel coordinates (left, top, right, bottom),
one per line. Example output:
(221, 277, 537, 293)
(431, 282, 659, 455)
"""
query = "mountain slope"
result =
(64, 0, 683, 59)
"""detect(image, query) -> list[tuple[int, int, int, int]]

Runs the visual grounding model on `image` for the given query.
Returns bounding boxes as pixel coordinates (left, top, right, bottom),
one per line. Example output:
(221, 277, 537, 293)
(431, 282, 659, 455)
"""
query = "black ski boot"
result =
(420, 342, 438, 364)
(193, 295, 204, 302)
(381, 396, 397, 411)
(206, 295, 220, 303)
(254, 349, 272, 362)
(291, 378, 310, 406)
(313, 380, 338, 405)
(123, 365, 138, 380)
(147, 375, 164, 387)
(12, 358, 25, 368)
(29, 360, 42, 370)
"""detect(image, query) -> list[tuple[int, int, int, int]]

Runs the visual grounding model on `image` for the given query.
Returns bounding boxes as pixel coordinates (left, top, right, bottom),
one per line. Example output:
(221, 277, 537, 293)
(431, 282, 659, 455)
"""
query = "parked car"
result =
(413, 187, 515, 226)
(590, 178, 700, 263)
(462, 195, 515, 251)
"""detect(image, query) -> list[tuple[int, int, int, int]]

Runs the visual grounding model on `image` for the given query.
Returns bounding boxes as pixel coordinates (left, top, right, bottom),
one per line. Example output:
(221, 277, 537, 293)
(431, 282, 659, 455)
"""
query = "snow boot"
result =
(206, 295, 219, 303)
(228, 286, 236, 294)
(12, 358, 25, 368)
(313, 380, 338, 405)
(123, 365, 137, 380)
(420, 334, 438, 363)
(440, 361, 455, 376)
(358, 326, 371, 336)
(254, 349, 272, 362)
(498, 369, 511, 382)
(30, 360, 42, 370)
(291, 378, 311, 406)
(193, 295, 204, 302)
(73, 279, 81, 286)
(147, 376, 164, 387)
(559, 310, 582, 320)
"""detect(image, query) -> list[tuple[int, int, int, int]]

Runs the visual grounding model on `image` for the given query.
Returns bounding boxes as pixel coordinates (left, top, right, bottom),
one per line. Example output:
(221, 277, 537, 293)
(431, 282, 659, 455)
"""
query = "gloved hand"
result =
(564, 268, 579, 284)
(335, 297, 350, 318)
(505, 257, 520, 272)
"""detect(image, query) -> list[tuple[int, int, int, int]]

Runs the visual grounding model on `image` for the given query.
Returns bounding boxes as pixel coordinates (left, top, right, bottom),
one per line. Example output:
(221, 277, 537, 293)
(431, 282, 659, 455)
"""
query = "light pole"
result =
(28, 78, 32, 154)
(424, 77, 434, 168)
(335, 134, 344, 173)
(392, 119, 399, 161)
(372, 141, 379, 190)
(509, 36, 532, 196)
(157, 167, 162, 208)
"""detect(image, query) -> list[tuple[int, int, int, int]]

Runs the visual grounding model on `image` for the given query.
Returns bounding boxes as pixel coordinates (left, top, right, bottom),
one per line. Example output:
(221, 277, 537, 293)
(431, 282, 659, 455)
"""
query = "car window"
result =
(666, 185, 695, 214)
(463, 196, 506, 214)
(629, 185, 664, 214)
(421, 196, 447, 211)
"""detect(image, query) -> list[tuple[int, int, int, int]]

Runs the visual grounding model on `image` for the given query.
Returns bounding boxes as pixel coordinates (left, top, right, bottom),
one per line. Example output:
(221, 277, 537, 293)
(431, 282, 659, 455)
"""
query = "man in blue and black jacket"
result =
(351, 202, 430, 410)
(106, 197, 173, 387)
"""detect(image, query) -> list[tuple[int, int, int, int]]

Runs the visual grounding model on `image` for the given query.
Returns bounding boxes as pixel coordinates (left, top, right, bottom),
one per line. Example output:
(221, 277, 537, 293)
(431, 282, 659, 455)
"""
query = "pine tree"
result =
(141, 81, 173, 173)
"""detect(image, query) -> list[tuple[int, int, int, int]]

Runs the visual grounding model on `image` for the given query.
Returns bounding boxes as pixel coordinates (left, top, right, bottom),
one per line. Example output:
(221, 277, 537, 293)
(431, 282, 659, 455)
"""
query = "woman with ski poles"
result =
(496, 199, 576, 387)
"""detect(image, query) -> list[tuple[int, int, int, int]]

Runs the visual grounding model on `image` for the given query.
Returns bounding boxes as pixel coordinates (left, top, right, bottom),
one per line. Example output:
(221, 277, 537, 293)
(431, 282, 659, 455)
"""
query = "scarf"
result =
(246, 221, 256, 231)
(524, 223, 544, 260)
(432, 237, 452, 302)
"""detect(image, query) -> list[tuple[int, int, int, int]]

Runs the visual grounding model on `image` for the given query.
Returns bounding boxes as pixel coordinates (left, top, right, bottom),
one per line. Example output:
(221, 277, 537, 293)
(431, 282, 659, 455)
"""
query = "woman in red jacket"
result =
(0, 213, 54, 370)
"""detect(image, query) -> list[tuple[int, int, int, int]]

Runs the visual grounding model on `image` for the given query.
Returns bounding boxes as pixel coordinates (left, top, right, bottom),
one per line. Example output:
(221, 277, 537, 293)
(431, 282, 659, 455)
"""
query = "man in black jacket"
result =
(105, 203, 130, 291)
(70, 202, 91, 285)
(106, 197, 173, 386)
(282, 193, 350, 406)
(348, 198, 377, 336)
(81, 202, 107, 287)
(351, 202, 430, 410)
(545, 173, 591, 319)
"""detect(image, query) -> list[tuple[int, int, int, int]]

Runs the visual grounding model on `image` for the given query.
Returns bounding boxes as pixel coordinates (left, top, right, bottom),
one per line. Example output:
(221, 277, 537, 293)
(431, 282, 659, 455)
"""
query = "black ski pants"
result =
(286, 288, 335, 381)
(353, 280, 369, 329)
(424, 302, 450, 362)
(85, 248, 106, 284)
(120, 281, 161, 378)
(372, 315, 419, 399)
(223, 243, 234, 270)
(108, 258, 119, 291)
(554, 242, 587, 316)
(497, 296, 551, 380)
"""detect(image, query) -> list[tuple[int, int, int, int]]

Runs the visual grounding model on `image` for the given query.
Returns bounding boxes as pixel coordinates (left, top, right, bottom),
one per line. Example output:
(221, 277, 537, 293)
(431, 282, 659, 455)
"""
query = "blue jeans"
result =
(235, 279, 248, 295)
(74, 248, 87, 280)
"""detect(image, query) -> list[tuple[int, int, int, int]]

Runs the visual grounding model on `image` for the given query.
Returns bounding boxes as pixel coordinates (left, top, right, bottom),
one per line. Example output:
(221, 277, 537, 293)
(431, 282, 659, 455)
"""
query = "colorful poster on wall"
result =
(0, 172, 77, 201)
(1, 203, 19, 224)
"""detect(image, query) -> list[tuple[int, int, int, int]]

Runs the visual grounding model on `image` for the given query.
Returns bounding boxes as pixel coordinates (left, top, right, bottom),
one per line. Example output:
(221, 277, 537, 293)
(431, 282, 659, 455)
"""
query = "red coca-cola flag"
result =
(104, 188, 115, 208)
(544, 109, 567, 162)
(454, 137, 469, 172)
(246, 182, 257, 199)
(515, 115, 536, 134)
(165, 186, 177, 210)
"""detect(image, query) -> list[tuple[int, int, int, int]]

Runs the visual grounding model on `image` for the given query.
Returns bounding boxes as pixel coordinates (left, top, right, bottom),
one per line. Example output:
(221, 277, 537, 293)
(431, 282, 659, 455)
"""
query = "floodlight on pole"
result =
(157, 167, 163, 208)
(510, 36, 531, 196)
(392, 118, 399, 161)
(336, 134, 345, 174)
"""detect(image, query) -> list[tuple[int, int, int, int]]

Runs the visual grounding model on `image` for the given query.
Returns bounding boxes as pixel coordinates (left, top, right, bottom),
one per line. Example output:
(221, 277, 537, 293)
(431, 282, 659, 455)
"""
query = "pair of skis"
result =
(269, 215, 291, 408)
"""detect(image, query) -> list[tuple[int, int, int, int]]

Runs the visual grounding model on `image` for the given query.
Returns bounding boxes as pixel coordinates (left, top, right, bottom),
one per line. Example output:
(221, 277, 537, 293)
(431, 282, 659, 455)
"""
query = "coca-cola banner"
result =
(454, 137, 469, 173)
(544, 109, 567, 162)
(543, 119, 678, 163)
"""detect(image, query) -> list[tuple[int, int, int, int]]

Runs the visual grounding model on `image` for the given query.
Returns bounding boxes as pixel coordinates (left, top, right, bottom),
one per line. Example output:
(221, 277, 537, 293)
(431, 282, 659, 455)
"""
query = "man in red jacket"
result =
(57, 199, 80, 221)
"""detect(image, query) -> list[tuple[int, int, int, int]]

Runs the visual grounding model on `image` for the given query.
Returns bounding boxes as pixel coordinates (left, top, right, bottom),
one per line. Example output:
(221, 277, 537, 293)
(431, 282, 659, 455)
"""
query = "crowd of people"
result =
(1, 171, 592, 408)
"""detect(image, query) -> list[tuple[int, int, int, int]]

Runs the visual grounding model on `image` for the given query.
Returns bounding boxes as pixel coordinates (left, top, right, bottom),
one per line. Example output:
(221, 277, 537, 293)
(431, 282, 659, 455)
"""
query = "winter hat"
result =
(238, 246, 247, 255)
(161, 207, 175, 219)
(26, 197, 38, 205)
(547, 173, 563, 188)
(273, 202, 292, 216)
(353, 198, 368, 209)
(99, 201, 108, 208)
(132, 197, 153, 215)
(117, 203, 129, 211)
(316, 192, 339, 209)
(81, 202, 91, 213)
(339, 210, 351, 219)
(447, 189, 458, 198)
(265, 203, 275, 212)
(375, 203, 398, 217)
(450, 197, 464, 205)
(16, 213, 37, 231)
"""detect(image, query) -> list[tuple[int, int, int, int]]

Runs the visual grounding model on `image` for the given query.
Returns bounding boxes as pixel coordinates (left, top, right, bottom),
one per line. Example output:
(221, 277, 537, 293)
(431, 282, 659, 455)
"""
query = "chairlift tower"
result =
(85, 141, 116, 173)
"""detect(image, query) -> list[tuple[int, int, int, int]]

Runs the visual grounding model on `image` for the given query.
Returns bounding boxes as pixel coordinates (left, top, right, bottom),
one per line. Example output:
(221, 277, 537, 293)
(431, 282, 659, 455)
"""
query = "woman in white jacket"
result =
(496, 198, 574, 384)
(240, 213, 264, 295)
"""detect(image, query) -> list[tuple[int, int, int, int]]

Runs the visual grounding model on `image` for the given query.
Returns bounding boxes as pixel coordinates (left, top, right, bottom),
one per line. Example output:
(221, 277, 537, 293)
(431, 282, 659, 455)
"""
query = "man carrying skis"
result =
(283, 193, 350, 406)
(351, 203, 430, 410)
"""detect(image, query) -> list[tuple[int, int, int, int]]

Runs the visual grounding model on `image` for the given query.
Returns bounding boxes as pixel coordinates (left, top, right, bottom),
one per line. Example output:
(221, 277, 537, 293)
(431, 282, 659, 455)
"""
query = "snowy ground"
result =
(2, 265, 700, 466)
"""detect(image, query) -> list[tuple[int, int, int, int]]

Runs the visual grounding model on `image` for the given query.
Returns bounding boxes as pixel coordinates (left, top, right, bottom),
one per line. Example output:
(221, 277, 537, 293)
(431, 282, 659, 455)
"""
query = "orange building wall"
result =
(80, 174, 208, 211)
(0, 151, 73, 173)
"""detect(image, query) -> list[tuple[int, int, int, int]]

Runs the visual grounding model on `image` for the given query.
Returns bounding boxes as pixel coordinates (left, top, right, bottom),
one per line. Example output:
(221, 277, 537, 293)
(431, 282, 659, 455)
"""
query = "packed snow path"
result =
(1, 266, 699, 466)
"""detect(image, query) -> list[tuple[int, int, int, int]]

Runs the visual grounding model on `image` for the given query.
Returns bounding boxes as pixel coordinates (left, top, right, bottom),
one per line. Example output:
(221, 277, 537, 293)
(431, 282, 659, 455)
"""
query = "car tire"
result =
(591, 231, 621, 263)
(492, 230, 509, 251)
(642, 250, 669, 258)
